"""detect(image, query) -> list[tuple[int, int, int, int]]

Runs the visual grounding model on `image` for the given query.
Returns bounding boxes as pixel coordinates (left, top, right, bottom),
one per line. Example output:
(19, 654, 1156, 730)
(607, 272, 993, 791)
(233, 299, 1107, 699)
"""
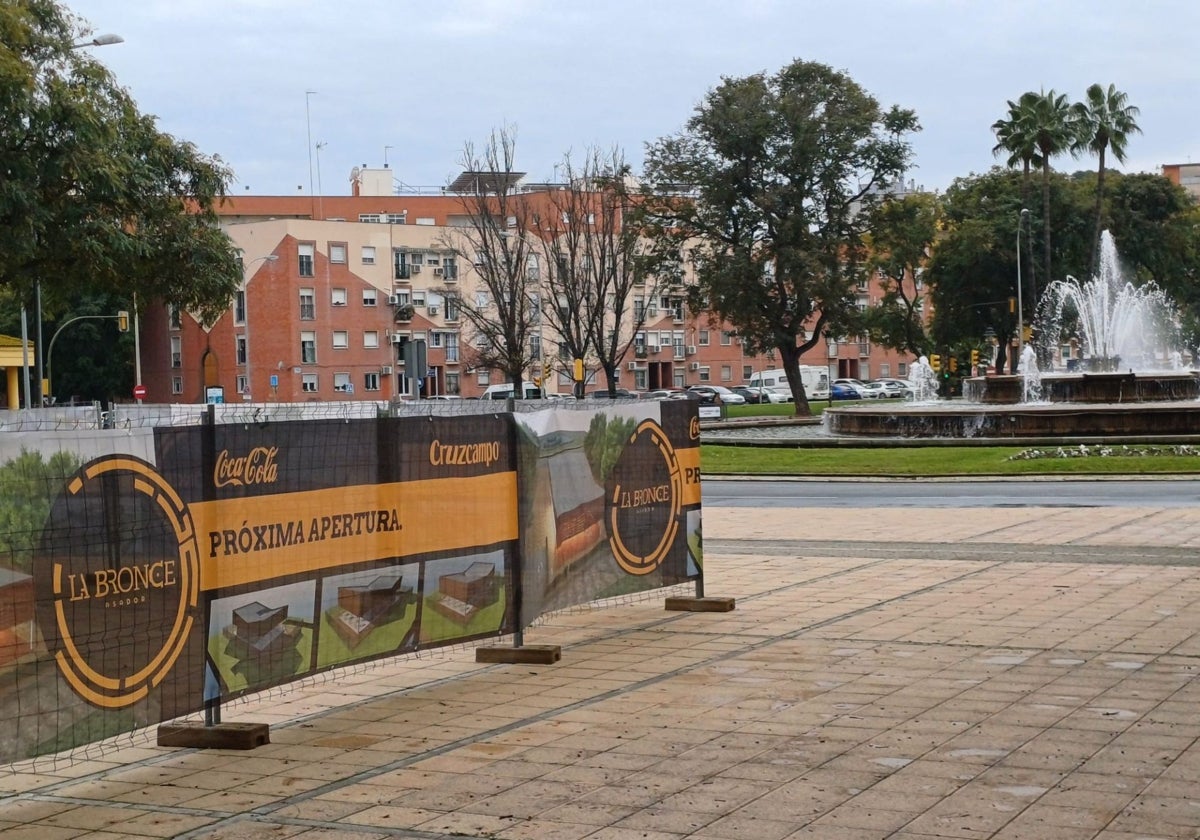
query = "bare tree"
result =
(438, 127, 539, 396)
(532, 149, 674, 396)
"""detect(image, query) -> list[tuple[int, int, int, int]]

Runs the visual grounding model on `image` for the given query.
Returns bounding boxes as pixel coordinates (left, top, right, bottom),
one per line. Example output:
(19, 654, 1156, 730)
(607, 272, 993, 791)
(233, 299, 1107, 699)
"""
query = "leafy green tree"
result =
(1072, 83, 1141, 277)
(861, 193, 941, 357)
(991, 91, 1043, 212)
(1, 0, 241, 331)
(0, 448, 82, 574)
(643, 59, 918, 415)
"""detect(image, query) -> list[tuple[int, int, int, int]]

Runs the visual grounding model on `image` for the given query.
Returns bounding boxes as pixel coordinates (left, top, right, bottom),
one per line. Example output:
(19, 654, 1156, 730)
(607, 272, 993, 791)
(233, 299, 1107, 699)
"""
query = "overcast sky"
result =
(65, 0, 1198, 198)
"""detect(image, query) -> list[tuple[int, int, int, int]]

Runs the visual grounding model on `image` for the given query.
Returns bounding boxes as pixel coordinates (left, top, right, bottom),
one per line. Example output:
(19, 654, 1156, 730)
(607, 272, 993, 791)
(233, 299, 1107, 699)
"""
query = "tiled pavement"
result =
(5, 502, 1200, 839)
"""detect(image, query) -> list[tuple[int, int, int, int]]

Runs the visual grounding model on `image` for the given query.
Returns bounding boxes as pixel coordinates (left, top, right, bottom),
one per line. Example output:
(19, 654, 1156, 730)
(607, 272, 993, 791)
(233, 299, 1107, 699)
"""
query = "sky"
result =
(64, 0, 1199, 199)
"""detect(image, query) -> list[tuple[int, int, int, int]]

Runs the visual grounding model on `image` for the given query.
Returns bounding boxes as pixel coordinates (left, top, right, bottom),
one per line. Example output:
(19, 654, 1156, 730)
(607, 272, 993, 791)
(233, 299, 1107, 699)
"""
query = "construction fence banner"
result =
(0, 399, 701, 763)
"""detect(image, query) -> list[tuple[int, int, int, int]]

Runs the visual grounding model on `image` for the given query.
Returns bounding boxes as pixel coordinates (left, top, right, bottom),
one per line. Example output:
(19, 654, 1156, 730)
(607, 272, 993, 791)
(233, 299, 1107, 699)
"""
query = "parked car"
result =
(643, 388, 685, 401)
(734, 386, 788, 404)
(586, 388, 639, 399)
(874, 378, 915, 398)
(830, 382, 863, 400)
(859, 382, 891, 399)
(687, 385, 747, 405)
(833, 378, 871, 398)
(766, 386, 794, 403)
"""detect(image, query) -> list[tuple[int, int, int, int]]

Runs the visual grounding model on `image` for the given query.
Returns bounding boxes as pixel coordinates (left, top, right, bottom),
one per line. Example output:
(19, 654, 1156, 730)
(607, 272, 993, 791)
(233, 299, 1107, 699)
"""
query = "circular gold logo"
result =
(607, 420, 683, 575)
(36, 457, 200, 709)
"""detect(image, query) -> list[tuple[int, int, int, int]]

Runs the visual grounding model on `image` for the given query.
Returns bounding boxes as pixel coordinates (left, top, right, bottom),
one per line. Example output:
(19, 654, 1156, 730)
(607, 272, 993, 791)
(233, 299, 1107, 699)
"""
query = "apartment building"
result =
(1162, 163, 1200, 202)
(137, 167, 918, 403)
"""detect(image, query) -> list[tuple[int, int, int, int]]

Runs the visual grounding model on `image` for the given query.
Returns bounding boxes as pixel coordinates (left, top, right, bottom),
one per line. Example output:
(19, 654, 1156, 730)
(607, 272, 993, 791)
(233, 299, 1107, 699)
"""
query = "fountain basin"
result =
(826, 400, 1200, 439)
(963, 373, 1199, 404)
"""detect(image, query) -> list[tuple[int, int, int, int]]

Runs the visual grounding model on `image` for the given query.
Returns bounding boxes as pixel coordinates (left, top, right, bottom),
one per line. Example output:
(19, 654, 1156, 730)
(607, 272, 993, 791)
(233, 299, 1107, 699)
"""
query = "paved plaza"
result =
(4, 499, 1200, 839)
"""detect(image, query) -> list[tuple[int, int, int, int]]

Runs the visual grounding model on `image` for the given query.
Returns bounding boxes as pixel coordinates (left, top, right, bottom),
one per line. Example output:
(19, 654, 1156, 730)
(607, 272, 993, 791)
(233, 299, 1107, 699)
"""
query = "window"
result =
(168, 305, 182, 330)
(634, 298, 645, 320)
(302, 374, 318, 392)
(721, 331, 733, 346)
(363, 331, 379, 349)
(235, 336, 247, 365)
(332, 330, 349, 349)
(699, 329, 710, 346)
(446, 373, 460, 395)
(364, 372, 380, 392)
(409, 252, 423, 266)
(474, 291, 490, 309)
(430, 331, 443, 348)
(721, 365, 732, 382)
(699, 366, 711, 383)
(234, 292, 245, 325)
(298, 243, 314, 277)
(170, 336, 181, 368)
(171, 376, 183, 395)
(329, 243, 346, 264)
(743, 365, 753, 381)
(359, 214, 381, 223)
(331, 288, 347, 306)
(530, 334, 542, 361)
(236, 374, 248, 395)
(443, 257, 458, 280)
(445, 295, 460, 321)
(898, 362, 908, 377)
(362, 288, 377, 307)
(445, 333, 459, 362)
(476, 370, 490, 385)
(412, 291, 427, 308)
(393, 250, 409, 280)
(635, 370, 647, 389)
(385, 213, 406, 224)
(300, 331, 316, 364)
(333, 372, 352, 392)
(299, 288, 315, 320)
(361, 246, 376, 265)
(880, 364, 891, 378)
(673, 337, 685, 359)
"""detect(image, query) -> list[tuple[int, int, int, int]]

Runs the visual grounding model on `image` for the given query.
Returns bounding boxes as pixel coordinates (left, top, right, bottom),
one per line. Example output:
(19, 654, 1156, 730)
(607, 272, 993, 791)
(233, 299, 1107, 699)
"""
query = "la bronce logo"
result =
(36, 456, 200, 709)
(607, 419, 683, 575)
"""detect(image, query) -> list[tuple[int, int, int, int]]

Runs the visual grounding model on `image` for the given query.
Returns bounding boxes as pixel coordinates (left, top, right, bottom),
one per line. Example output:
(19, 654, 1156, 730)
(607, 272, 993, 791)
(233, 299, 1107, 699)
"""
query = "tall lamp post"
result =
(242, 255, 279, 401)
(1016, 208, 1030, 365)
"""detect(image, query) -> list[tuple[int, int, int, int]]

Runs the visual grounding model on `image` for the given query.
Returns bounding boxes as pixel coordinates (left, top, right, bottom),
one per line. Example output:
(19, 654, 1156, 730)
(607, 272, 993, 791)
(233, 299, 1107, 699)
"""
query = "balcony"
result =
(635, 347, 647, 359)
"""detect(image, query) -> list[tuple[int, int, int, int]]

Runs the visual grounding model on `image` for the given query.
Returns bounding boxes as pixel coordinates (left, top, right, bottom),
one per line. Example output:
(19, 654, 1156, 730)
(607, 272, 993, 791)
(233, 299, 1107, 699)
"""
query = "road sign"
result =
(133, 384, 147, 400)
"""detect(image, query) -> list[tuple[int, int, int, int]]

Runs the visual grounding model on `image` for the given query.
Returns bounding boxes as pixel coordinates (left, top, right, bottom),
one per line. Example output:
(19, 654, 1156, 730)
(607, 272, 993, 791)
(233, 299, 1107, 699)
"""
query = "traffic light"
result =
(117, 310, 130, 332)
(970, 348, 980, 367)
(949, 356, 958, 373)
(1008, 296, 1016, 313)
(573, 358, 584, 382)
(930, 354, 941, 372)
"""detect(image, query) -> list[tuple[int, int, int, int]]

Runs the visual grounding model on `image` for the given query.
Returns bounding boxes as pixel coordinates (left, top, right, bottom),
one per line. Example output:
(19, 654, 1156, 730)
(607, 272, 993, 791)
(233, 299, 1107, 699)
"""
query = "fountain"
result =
(826, 231, 1200, 440)
(909, 356, 939, 403)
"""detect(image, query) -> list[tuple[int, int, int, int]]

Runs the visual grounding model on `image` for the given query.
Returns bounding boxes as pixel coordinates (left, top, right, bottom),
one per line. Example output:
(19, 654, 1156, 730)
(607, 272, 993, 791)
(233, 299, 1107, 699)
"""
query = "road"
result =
(702, 477, 1200, 508)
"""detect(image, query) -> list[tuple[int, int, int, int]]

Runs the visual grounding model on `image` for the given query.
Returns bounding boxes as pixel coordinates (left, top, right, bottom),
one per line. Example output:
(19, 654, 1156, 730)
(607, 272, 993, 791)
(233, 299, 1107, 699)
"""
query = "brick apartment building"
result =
(136, 167, 920, 403)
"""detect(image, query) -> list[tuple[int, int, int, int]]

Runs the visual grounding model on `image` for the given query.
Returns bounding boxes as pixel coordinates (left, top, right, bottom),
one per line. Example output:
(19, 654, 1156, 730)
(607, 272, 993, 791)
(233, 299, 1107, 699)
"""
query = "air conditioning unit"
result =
(627, 361, 638, 371)
(686, 345, 697, 355)
(428, 305, 439, 316)
(689, 362, 700, 371)
(390, 333, 405, 345)
(648, 345, 660, 354)
(380, 365, 393, 375)
(432, 267, 444, 277)
(387, 294, 401, 306)
(411, 264, 422, 274)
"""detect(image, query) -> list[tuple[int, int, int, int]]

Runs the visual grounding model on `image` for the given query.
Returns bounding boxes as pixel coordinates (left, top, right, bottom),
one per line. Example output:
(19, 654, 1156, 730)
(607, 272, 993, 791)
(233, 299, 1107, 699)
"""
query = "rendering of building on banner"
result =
(225, 602, 297, 662)
(547, 449, 605, 575)
(327, 575, 414, 649)
(433, 562, 498, 625)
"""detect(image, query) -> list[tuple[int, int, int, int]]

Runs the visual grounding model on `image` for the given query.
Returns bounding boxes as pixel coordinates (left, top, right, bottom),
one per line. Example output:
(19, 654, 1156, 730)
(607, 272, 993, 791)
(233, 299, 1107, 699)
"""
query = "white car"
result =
(687, 385, 747, 405)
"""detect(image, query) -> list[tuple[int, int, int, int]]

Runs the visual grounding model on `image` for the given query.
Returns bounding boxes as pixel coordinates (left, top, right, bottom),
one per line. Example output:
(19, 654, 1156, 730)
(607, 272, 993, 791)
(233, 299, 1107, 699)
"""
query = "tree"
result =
(1027, 89, 1076, 295)
(1072, 83, 1141, 277)
(861, 193, 941, 357)
(991, 91, 1043, 212)
(438, 127, 539, 397)
(0, 0, 241, 330)
(643, 59, 918, 415)
(532, 149, 674, 397)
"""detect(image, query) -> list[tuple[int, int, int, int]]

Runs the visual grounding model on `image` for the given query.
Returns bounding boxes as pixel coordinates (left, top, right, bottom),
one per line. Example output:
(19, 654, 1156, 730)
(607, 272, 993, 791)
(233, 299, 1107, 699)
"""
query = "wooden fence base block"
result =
(156, 722, 270, 750)
(665, 596, 736, 612)
(476, 645, 561, 664)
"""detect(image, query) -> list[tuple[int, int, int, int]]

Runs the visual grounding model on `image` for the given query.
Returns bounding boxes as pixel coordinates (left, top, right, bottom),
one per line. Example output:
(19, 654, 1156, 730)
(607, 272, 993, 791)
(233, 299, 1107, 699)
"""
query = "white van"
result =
(747, 366, 830, 400)
(480, 382, 544, 400)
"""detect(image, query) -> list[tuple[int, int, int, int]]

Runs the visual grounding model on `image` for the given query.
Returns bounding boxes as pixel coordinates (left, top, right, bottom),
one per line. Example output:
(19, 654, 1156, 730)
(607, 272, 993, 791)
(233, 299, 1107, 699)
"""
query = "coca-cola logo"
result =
(214, 446, 279, 488)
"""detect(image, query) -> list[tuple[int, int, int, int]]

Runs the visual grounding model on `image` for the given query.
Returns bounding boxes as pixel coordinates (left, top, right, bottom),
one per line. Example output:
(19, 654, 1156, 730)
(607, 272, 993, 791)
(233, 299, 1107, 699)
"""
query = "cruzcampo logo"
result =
(606, 419, 683, 575)
(35, 456, 200, 709)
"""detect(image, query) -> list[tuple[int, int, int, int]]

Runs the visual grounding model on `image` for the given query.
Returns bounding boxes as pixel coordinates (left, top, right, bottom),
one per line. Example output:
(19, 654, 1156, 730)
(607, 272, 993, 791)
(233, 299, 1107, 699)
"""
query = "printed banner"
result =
(0, 402, 701, 763)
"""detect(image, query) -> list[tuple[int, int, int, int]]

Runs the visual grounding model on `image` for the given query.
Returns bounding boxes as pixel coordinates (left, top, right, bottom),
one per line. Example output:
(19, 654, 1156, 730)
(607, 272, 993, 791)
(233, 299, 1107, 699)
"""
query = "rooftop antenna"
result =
(315, 141, 326, 220)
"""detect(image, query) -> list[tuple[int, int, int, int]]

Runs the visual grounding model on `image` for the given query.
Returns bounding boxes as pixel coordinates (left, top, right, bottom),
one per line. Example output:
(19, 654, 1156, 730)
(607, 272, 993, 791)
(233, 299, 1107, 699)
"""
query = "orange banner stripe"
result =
(192, 472, 518, 590)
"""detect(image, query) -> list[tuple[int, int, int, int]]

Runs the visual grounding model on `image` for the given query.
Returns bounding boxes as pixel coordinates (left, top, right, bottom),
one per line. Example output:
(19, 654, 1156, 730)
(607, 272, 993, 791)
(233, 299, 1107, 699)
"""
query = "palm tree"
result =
(1028, 89, 1075, 301)
(991, 92, 1043, 212)
(1072, 83, 1141, 277)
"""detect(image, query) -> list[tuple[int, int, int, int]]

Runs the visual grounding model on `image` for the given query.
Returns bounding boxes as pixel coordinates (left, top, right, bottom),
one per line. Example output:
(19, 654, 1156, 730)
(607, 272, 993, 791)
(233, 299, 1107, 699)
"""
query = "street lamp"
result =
(242, 255, 279, 401)
(1016, 208, 1030, 364)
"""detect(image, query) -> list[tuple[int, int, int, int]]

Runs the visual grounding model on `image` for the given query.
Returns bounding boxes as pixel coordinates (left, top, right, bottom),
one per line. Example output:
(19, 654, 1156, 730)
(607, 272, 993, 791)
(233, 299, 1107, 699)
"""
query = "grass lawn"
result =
(700, 444, 1200, 476)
